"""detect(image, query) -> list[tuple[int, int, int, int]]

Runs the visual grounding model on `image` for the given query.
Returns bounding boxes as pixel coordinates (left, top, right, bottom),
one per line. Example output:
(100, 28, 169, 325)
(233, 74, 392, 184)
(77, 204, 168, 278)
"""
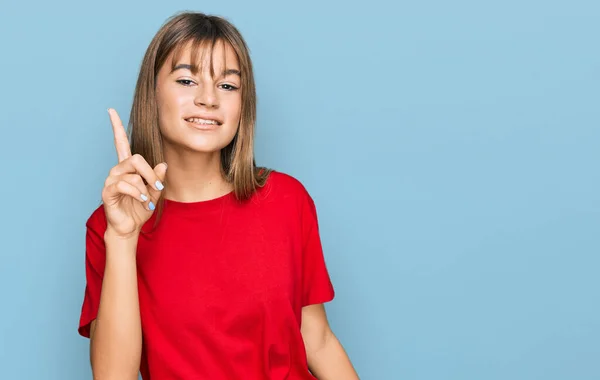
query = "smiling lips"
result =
(184, 116, 223, 130)
(185, 117, 222, 125)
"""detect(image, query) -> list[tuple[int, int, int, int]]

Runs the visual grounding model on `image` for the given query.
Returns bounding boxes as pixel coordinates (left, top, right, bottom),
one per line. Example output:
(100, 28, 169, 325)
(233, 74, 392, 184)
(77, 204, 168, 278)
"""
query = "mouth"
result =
(184, 117, 223, 127)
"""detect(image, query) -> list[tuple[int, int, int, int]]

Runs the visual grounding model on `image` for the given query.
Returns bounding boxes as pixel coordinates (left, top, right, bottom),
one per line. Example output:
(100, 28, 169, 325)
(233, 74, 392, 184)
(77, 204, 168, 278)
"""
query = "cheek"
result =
(222, 102, 242, 137)
(157, 89, 189, 123)
(226, 97, 243, 121)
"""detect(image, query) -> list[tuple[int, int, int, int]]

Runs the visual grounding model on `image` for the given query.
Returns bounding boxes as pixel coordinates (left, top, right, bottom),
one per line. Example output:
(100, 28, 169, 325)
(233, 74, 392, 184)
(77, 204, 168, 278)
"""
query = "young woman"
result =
(77, 11, 359, 379)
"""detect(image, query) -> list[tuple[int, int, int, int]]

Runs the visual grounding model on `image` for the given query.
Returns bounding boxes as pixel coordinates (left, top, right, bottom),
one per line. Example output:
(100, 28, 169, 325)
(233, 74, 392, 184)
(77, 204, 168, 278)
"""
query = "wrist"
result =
(104, 227, 140, 258)
(104, 226, 140, 242)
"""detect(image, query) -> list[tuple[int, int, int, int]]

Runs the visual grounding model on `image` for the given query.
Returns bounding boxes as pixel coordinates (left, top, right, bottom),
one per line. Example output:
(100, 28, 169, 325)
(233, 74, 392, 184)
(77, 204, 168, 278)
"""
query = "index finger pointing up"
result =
(108, 108, 132, 163)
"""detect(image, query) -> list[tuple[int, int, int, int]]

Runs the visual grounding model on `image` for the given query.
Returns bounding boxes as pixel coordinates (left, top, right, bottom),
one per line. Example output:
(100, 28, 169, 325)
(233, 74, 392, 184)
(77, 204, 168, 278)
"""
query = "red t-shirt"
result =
(78, 171, 335, 379)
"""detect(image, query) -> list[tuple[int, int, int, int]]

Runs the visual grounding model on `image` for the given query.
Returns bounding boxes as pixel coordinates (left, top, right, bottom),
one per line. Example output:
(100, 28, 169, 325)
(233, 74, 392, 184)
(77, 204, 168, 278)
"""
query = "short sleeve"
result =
(300, 192, 335, 307)
(78, 206, 108, 338)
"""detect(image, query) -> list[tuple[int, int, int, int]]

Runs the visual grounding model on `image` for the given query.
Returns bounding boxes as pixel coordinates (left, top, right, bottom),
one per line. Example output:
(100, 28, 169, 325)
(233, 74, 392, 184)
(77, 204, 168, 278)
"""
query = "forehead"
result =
(169, 39, 240, 74)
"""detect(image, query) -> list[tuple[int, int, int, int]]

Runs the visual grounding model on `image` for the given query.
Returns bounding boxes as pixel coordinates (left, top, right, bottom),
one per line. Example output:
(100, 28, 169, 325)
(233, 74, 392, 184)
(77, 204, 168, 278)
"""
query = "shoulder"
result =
(83, 204, 108, 266)
(258, 170, 319, 220)
(86, 203, 107, 235)
(266, 170, 308, 191)
(262, 170, 314, 204)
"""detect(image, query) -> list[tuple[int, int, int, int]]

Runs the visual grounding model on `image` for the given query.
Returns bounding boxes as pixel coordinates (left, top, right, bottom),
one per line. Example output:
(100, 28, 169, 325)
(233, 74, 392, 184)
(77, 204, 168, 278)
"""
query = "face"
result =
(155, 40, 242, 154)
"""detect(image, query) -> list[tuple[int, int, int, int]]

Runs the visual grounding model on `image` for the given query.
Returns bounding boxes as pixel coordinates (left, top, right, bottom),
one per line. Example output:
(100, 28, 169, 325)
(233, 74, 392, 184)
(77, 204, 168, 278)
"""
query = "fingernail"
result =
(155, 180, 164, 191)
(148, 201, 155, 211)
(163, 162, 168, 169)
(141, 194, 148, 201)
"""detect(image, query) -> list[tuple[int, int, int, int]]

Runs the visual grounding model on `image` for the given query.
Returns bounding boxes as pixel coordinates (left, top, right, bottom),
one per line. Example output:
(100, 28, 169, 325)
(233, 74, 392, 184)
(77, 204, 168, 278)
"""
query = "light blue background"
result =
(1, 1, 598, 379)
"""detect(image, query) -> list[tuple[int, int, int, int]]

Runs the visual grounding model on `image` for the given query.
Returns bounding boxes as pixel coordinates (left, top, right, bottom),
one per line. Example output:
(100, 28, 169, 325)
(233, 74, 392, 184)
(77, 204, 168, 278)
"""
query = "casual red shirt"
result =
(78, 171, 335, 379)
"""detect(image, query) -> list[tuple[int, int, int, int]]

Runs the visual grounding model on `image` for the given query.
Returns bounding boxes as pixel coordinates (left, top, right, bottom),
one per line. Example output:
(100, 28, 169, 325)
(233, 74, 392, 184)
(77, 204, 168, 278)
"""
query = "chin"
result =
(169, 135, 234, 154)
(161, 124, 237, 154)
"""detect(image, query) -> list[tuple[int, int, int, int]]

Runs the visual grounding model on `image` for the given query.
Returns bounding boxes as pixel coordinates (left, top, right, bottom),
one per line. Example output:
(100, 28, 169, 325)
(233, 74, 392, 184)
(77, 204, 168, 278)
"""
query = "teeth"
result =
(187, 118, 219, 125)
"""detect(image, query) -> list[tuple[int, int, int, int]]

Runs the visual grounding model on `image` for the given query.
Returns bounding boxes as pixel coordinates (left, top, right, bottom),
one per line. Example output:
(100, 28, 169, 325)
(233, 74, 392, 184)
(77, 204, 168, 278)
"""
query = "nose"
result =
(194, 83, 219, 109)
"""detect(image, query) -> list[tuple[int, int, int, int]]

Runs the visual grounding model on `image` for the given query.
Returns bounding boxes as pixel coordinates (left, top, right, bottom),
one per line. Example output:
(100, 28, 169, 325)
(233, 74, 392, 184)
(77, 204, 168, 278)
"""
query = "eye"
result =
(219, 83, 239, 91)
(176, 79, 195, 86)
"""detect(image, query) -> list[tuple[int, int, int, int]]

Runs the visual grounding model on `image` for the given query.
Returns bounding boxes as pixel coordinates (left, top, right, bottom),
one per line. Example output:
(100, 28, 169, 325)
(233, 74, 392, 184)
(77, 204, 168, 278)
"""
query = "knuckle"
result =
(133, 175, 145, 187)
(131, 154, 143, 164)
(104, 173, 119, 187)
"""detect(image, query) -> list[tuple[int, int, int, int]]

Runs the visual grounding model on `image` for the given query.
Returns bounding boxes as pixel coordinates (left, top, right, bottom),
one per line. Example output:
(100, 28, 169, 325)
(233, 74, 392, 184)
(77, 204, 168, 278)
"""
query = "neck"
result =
(162, 146, 233, 203)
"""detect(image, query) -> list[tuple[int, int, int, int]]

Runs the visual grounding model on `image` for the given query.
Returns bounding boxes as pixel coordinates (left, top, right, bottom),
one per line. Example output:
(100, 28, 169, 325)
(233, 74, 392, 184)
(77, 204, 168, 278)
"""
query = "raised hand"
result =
(101, 108, 167, 238)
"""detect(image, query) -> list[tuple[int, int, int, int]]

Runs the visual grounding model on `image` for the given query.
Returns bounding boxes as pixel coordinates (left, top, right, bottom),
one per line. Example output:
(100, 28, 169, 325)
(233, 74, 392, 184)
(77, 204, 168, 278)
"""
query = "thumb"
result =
(149, 162, 168, 199)
(155, 162, 168, 182)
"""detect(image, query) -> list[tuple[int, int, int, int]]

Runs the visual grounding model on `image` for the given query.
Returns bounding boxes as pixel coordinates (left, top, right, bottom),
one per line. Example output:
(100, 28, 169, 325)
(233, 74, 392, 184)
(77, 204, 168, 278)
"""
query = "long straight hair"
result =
(128, 12, 270, 223)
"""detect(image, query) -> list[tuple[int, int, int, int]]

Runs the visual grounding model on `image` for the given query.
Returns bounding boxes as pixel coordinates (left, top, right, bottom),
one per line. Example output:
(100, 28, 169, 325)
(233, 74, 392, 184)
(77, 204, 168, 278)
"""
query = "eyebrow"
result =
(171, 64, 241, 78)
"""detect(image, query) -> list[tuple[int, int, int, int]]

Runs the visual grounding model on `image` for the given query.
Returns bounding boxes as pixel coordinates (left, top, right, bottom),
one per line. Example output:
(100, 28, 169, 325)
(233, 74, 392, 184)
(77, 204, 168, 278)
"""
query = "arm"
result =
(301, 304, 359, 379)
(87, 108, 166, 379)
(89, 229, 142, 380)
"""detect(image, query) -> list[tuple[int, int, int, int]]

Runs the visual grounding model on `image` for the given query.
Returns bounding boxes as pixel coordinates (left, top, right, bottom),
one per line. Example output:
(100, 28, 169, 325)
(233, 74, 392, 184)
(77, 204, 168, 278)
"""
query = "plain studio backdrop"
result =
(0, 0, 598, 379)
